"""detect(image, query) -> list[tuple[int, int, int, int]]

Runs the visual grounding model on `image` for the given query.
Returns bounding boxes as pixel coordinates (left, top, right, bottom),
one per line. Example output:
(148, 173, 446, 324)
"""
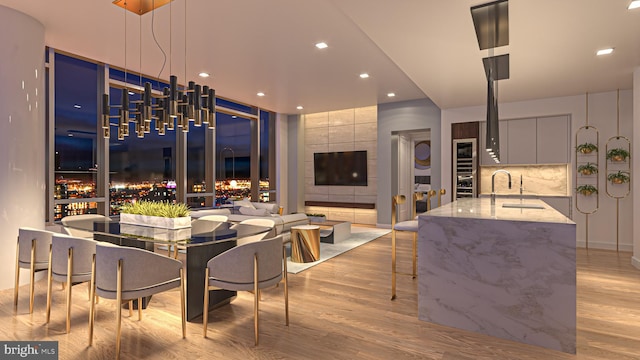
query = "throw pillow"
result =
(235, 199, 256, 209)
(238, 207, 271, 217)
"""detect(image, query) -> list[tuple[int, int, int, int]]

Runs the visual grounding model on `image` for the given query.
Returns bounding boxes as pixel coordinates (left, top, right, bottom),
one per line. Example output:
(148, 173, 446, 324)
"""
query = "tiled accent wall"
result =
(304, 106, 377, 225)
(480, 164, 569, 196)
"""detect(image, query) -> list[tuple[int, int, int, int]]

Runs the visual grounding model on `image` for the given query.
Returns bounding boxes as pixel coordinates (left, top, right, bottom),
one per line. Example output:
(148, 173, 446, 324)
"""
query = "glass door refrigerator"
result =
(453, 138, 477, 199)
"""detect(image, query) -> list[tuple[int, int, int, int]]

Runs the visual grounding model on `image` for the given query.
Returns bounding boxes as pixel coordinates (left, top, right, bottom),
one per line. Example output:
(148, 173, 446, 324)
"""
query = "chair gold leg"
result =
(254, 254, 259, 346)
(180, 268, 186, 338)
(46, 244, 53, 323)
(283, 246, 289, 326)
(203, 268, 210, 338)
(138, 298, 142, 321)
(391, 230, 397, 300)
(29, 239, 36, 314)
(128, 300, 133, 318)
(412, 233, 417, 279)
(89, 254, 96, 346)
(173, 245, 179, 259)
(87, 282, 91, 301)
(66, 248, 73, 333)
(14, 238, 20, 311)
(116, 259, 123, 360)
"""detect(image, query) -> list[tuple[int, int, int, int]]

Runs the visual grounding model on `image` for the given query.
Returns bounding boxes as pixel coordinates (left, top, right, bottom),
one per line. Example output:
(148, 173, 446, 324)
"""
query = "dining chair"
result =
(391, 193, 422, 300)
(203, 236, 288, 345)
(89, 243, 186, 359)
(61, 214, 111, 239)
(14, 227, 54, 313)
(231, 218, 277, 245)
(46, 234, 97, 333)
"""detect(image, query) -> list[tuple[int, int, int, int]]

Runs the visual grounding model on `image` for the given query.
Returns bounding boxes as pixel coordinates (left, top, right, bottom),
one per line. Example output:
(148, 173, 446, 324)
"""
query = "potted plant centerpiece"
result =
(576, 143, 598, 154)
(576, 184, 598, 196)
(577, 163, 598, 176)
(120, 200, 191, 229)
(606, 148, 630, 162)
(607, 171, 630, 184)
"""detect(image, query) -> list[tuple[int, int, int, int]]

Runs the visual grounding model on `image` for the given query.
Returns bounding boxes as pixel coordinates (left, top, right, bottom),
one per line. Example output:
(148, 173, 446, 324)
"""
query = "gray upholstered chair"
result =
(46, 234, 97, 333)
(61, 214, 111, 239)
(89, 243, 186, 359)
(14, 227, 54, 313)
(203, 236, 289, 345)
(231, 218, 277, 245)
(391, 193, 423, 300)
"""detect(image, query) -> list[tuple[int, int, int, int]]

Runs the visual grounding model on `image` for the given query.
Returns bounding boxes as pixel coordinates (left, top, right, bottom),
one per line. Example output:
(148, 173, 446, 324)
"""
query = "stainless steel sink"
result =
(502, 203, 545, 209)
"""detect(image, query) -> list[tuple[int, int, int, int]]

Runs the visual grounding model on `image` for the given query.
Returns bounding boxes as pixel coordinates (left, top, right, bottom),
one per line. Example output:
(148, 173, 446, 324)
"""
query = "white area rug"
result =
(286, 226, 391, 274)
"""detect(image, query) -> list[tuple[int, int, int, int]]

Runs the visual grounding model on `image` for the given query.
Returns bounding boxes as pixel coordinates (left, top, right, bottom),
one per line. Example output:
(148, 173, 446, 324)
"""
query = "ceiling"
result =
(0, 0, 638, 114)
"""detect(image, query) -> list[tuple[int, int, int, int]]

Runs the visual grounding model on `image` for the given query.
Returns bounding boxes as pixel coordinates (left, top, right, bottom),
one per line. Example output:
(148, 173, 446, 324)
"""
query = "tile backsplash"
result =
(480, 164, 569, 196)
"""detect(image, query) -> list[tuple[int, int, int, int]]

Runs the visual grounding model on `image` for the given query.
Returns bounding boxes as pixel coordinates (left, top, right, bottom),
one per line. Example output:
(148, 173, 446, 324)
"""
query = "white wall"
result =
(632, 68, 640, 268)
(0, 5, 46, 289)
(442, 90, 634, 251)
(275, 113, 289, 214)
(377, 99, 441, 226)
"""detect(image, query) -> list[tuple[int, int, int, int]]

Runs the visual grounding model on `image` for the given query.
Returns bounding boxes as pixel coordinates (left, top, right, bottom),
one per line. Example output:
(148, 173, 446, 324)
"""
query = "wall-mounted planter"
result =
(576, 185, 598, 196)
(576, 143, 598, 154)
(607, 171, 630, 185)
(577, 163, 598, 176)
(606, 148, 630, 162)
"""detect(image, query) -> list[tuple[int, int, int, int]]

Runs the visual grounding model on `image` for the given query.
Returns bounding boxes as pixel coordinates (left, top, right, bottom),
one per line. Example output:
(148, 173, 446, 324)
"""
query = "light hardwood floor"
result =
(4, 230, 640, 359)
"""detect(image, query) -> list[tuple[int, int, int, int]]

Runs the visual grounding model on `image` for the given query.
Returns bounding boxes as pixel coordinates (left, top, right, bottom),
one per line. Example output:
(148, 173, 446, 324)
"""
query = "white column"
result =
(0, 5, 46, 289)
(632, 67, 640, 269)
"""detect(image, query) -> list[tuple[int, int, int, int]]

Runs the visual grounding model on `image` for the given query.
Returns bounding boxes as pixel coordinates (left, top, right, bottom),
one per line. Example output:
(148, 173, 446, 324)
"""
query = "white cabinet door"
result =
(536, 116, 570, 164)
(480, 120, 509, 165)
(506, 118, 537, 164)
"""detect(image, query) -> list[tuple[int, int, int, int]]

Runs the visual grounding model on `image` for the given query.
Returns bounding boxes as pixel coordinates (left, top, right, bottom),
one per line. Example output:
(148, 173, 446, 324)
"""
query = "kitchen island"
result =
(418, 198, 576, 353)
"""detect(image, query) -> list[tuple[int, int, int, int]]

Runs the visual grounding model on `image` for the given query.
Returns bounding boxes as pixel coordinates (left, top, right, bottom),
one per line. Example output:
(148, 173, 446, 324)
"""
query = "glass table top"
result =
(62, 217, 272, 247)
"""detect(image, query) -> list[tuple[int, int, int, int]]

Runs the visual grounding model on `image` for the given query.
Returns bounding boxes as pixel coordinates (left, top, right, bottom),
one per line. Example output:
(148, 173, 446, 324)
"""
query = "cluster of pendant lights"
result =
(101, 76, 216, 140)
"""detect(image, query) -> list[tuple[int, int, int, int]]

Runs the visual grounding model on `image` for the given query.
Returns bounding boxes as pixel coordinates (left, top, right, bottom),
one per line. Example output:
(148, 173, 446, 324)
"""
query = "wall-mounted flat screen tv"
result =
(314, 150, 368, 186)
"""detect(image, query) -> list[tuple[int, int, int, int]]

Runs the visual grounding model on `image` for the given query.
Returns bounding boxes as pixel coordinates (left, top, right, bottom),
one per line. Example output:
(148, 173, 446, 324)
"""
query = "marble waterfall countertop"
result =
(418, 197, 576, 353)
(424, 197, 575, 224)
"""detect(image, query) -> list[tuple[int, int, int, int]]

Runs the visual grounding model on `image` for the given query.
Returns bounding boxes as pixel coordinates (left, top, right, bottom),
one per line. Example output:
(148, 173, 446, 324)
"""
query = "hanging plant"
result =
(576, 184, 598, 196)
(606, 148, 630, 162)
(576, 143, 598, 154)
(577, 163, 598, 176)
(607, 170, 630, 184)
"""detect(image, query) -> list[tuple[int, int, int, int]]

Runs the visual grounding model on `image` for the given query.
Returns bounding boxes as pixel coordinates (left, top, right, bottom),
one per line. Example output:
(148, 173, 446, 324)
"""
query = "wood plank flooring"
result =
(3, 230, 640, 359)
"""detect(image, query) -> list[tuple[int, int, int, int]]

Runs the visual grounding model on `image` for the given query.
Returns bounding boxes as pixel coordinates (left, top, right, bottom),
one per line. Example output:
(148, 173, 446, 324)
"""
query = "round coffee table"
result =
(290, 225, 320, 263)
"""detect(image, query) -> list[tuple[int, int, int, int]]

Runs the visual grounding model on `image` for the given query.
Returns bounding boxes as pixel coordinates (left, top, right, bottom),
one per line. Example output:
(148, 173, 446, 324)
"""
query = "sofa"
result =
(190, 201, 309, 235)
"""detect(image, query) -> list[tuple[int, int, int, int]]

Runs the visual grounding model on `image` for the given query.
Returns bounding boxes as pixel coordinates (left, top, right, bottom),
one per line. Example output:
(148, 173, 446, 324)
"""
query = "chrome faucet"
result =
(491, 169, 512, 205)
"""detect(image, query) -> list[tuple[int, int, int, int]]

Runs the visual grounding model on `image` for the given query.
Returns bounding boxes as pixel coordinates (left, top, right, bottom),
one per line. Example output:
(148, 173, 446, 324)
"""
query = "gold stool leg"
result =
(138, 298, 142, 321)
(391, 229, 397, 300)
(412, 233, 417, 279)
(254, 254, 259, 346)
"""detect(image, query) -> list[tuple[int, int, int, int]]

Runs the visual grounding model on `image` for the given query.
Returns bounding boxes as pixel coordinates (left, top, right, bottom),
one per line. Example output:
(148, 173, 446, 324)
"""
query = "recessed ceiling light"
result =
(315, 42, 328, 49)
(257, 92, 265, 97)
(231, 115, 237, 119)
(73, 104, 81, 109)
(128, 91, 135, 95)
(629, 1, 640, 9)
(387, 93, 396, 97)
(296, 106, 303, 110)
(359, 73, 369, 79)
(68, 133, 74, 137)
(198, 72, 210, 78)
(596, 48, 614, 56)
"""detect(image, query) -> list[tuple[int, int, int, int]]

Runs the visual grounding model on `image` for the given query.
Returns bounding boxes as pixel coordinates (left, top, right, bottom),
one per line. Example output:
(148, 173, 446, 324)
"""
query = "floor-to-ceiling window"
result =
(48, 50, 273, 220)
(52, 53, 100, 220)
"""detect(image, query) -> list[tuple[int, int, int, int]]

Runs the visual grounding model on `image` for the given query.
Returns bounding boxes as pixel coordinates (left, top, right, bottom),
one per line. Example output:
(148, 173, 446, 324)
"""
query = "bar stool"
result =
(391, 193, 423, 300)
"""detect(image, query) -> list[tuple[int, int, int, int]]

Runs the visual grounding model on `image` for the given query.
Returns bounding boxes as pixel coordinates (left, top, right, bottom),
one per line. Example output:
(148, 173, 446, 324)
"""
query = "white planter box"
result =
(120, 224, 192, 241)
(120, 213, 191, 229)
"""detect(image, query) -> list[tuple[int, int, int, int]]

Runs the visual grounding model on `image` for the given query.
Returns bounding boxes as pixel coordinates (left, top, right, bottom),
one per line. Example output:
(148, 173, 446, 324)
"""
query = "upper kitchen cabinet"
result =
(507, 118, 537, 164)
(480, 115, 570, 165)
(536, 115, 570, 164)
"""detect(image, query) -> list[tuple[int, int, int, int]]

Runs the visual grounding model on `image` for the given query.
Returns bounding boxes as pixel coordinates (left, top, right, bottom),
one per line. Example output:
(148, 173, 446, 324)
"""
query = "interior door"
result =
(397, 135, 411, 221)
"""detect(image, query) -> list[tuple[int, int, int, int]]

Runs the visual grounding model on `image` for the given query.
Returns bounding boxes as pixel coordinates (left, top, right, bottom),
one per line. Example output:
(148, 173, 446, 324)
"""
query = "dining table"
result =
(62, 216, 272, 322)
